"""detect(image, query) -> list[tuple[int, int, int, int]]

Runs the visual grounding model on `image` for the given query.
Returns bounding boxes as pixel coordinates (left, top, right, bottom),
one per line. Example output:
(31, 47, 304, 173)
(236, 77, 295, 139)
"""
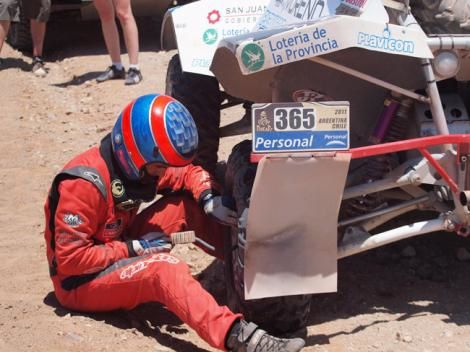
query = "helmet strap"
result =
(100, 134, 156, 210)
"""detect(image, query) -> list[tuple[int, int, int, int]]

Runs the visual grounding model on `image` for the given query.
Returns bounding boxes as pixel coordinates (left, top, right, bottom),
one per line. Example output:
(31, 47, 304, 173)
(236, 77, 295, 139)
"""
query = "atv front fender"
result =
(244, 152, 351, 299)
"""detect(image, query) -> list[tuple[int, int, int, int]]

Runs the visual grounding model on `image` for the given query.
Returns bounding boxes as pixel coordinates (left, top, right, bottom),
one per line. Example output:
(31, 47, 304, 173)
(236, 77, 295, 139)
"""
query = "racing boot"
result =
(226, 320, 305, 352)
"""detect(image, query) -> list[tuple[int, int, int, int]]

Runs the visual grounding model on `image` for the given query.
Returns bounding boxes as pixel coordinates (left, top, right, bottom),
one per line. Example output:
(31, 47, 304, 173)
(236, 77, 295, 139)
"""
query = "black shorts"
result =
(22, 0, 51, 22)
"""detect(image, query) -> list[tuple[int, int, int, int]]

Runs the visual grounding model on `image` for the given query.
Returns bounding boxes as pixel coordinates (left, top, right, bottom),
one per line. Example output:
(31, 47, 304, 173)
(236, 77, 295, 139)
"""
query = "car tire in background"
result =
(7, 6, 32, 52)
(165, 54, 222, 174)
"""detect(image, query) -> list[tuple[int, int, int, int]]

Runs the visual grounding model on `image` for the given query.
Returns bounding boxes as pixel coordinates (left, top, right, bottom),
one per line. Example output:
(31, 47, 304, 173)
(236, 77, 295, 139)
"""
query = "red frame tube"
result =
(251, 134, 470, 192)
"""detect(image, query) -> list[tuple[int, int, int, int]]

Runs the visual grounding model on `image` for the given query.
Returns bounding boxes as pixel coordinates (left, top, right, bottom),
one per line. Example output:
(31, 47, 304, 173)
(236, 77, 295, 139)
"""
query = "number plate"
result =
(252, 102, 350, 153)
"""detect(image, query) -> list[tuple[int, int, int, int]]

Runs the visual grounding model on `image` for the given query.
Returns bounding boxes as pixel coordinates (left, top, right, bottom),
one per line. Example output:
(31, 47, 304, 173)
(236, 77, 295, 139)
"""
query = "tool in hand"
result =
(171, 230, 215, 252)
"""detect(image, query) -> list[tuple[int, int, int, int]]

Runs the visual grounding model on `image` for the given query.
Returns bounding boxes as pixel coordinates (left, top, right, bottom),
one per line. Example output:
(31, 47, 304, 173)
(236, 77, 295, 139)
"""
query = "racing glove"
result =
(202, 194, 238, 227)
(127, 232, 172, 257)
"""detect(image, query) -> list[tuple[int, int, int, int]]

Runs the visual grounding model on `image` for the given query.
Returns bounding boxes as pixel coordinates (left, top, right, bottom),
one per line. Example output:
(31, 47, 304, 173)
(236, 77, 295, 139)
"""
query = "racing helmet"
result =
(111, 94, 198, 180)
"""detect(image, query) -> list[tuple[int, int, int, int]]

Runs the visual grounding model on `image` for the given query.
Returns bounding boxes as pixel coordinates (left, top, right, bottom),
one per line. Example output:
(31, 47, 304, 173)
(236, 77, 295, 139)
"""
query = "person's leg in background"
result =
(114, 0, 142, 85)
(0, 0, 19, 66)
(22, 0, 50, 76)
(0, 20, 11, 56)
(30, 19, 45, 58)
(93, 0, 125, 82)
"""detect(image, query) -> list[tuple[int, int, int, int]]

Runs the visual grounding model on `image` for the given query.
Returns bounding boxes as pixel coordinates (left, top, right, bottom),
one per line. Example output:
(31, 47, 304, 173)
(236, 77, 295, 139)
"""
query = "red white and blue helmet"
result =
(111, 94, 198, 180)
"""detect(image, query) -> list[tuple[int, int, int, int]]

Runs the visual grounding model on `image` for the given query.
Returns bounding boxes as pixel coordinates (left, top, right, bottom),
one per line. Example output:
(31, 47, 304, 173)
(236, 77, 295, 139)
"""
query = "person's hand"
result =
(127, 232, 172, 257)
(203, 195, 238, 227)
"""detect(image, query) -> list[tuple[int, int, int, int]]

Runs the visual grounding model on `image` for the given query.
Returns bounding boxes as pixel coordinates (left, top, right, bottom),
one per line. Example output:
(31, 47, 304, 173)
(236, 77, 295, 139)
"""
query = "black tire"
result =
(224, 140, 312, 335)
(165, 54, 222, 174)
(7, 8, 32, 52)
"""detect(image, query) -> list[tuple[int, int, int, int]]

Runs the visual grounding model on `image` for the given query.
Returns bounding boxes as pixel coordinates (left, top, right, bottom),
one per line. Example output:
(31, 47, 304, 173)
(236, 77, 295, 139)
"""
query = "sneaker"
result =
(32, 56, 47, 77)
(125, 67, 143, 85)
(96, 65, 125, 82)
(226, 320, 305, 352)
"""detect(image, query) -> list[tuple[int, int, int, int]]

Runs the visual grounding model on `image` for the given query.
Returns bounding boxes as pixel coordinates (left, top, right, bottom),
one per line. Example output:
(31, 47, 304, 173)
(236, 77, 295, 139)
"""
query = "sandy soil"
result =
(1, 16, 470, 352)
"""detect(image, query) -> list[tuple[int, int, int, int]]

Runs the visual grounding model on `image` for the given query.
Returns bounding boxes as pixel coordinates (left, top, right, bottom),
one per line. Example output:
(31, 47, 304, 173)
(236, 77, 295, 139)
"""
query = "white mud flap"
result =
(245, 152, 351, 299)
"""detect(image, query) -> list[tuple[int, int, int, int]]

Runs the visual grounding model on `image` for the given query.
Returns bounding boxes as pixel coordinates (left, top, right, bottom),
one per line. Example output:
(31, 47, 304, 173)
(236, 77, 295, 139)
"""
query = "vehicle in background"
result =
(7, 0, 178, 51)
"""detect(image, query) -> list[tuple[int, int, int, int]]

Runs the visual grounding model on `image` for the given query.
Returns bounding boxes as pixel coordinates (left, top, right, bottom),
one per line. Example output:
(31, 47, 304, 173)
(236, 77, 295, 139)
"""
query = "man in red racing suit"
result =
(43, 94, 305, 352)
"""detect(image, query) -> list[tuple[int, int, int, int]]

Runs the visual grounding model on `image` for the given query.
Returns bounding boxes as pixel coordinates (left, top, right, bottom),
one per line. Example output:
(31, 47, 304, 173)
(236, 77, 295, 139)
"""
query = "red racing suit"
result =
(43, 136, 241, 350)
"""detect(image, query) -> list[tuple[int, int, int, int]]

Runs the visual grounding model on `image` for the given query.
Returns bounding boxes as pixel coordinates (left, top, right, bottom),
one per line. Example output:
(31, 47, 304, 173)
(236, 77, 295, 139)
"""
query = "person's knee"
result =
(115, 8, 133, 24)
(145, 254, 190, 280)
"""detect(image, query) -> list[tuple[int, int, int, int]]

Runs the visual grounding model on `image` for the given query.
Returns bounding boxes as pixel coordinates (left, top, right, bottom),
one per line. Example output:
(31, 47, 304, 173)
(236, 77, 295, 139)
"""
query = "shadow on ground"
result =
(1, 57, 31, 71)
(43, 260, 225, 352)
(304, 232, 470, 346)
(42, 233, 470, 350)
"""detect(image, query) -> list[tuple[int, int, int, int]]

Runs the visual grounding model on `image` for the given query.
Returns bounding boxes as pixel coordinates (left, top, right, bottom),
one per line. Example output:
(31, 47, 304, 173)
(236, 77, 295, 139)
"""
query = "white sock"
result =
(112, 62, 124, 70)
(129, 64, 140, 71)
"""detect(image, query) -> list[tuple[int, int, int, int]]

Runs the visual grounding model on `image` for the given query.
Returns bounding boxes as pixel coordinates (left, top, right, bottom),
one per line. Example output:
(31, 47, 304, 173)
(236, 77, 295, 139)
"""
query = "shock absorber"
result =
(366, 93, 414, 180)
(343, 92, 414, 219)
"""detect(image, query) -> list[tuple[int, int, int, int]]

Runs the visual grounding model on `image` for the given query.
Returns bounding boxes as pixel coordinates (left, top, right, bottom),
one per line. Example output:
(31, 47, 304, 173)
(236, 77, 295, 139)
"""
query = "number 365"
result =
(274, 108, 315, 130)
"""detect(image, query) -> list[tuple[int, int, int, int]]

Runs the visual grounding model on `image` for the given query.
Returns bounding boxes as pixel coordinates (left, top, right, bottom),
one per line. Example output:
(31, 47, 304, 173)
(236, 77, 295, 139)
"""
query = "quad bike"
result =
(161, 0, 470, 335)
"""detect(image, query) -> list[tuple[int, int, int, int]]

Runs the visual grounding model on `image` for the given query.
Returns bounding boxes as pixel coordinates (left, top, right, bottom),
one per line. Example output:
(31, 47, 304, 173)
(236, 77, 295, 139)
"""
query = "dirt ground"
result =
(1, 16, 470, 352)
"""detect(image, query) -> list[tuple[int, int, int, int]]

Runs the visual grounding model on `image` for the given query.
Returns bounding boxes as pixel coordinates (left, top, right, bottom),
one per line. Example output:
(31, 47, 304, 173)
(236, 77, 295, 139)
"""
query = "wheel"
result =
(224, 140, 312, 335)
(6, 6, 32, 52)
(165, 54, 222, 174)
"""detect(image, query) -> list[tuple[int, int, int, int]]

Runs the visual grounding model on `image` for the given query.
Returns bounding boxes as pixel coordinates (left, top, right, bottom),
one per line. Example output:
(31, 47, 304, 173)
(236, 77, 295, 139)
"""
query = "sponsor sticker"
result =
(207, 9, 221, 24)
(120, 254, 180, 280)
(63, 213, 84, 228)
(111, 179, 125, 198)
(83, 171, 103, 186)
(252, 102, 350, 153)
(203, 29, 218, 45)
(357, 26, 415, 54)
(241, 43, 266, 72)
(103, 218, 123, 238)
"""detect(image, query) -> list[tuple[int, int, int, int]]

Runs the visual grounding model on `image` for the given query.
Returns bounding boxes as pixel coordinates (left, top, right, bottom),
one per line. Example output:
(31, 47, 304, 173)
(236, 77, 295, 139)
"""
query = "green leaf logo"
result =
(241, 43, 265, 72)
(203, 29, 218, 45)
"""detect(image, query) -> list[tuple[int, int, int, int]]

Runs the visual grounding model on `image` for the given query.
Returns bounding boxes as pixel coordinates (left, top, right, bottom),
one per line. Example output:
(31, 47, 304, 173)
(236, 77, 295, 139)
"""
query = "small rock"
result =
(442, 330, 454, 338)
(396, 332, 413, 343)
(64, 332, 83, 342)
(80, 97, 93, 104)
